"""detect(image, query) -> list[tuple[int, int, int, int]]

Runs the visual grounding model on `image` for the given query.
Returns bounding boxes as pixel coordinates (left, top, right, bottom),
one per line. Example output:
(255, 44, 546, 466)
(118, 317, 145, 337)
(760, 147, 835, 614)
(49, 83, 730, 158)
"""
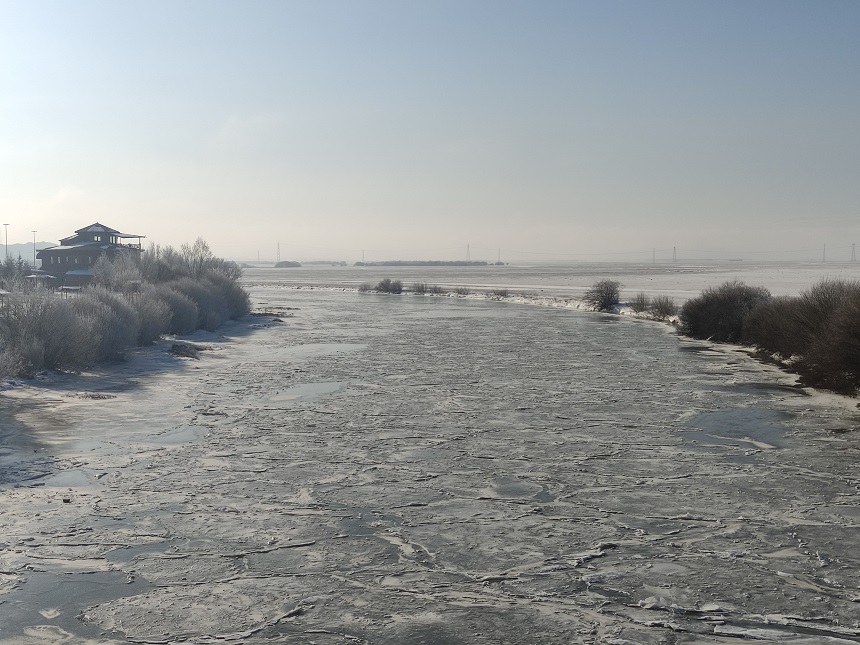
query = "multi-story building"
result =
(37, 222, 145, 285)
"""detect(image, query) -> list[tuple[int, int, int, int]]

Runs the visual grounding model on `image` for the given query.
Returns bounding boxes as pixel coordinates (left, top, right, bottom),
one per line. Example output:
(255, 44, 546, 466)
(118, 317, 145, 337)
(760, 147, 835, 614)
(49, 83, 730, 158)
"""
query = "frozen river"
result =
(2, 265, 860, 643)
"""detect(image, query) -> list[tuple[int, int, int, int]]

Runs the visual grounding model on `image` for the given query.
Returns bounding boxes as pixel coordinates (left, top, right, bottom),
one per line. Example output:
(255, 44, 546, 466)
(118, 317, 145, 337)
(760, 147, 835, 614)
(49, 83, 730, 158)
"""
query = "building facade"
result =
(37, 223, 145, 285)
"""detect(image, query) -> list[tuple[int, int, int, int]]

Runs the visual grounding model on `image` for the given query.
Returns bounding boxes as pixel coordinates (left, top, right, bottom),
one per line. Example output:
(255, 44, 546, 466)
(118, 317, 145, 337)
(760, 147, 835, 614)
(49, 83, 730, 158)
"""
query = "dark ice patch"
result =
(683, 407, 793, 449)
(0, 570, 150, 640)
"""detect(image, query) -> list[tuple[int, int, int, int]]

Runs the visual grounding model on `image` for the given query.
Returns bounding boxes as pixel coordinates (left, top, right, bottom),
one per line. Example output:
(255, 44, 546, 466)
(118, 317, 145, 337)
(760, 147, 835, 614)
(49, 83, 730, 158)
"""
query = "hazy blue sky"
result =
(1, 1, 858, 262)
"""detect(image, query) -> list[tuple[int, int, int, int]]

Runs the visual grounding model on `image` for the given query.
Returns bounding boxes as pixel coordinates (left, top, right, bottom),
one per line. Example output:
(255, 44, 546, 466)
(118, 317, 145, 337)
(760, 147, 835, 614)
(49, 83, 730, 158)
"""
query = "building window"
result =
(94, 235, 102, 242)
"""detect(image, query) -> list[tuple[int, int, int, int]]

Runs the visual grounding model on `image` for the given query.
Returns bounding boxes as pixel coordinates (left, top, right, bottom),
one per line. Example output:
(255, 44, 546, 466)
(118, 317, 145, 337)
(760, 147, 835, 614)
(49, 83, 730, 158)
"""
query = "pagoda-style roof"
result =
(73, 222, 144, 239)
(55, 222, 145, 247)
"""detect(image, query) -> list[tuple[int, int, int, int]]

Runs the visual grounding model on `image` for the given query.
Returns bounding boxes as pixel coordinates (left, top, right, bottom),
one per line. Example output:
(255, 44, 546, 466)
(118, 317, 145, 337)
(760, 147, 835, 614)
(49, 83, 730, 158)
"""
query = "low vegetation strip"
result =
(0, 239, 250, 378)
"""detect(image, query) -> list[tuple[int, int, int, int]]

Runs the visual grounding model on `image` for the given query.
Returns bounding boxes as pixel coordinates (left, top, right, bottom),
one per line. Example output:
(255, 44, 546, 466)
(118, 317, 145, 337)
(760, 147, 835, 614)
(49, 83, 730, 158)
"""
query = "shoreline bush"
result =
(742, 295, 802, 357)
(145, 284, 199, 335)
(630, 292, 650, 314)
(679, 281, 770, 342)
(583, 280, 622, 312)
(744, 279, 860, 394)
(648, 294, 678, 321)
(801, 285, 860, 393)
(2, 291, 86, 373)
(680, 278, 860, 395)
(135, 291, 172, 345)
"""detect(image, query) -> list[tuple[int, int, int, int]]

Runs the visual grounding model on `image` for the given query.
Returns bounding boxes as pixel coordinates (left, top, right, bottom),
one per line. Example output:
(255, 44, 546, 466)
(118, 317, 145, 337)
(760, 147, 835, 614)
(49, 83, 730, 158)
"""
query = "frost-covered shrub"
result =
(0, 347, 23, 379)
(91, 252, 142, 292)
(411, 282, 428, 294)
(648, 295, 678, 321)
(170, 277, 226, 331)
(167, 273, 247, 330)
(0, 287, 143, 373)
(0, 257, 33, 292)
(454, 286, 470, 296)
(139, 239, 243, 284)
(146, 284, 198, 335)
(180, 238, 242, 280)
(583, 280, 622, 312)
(0, 290, 89, 373)
(136, 290, 171, 345)
(72, 287, 140, 362)
(679, 281, 770, 342)
(70, 299, 117, 363)
(430, 285, 444, 295)
(630, 292, 650, 314)
(358, 283, 372, 292)
(205, 271, 251, 319)
(140, 244, 186, 283)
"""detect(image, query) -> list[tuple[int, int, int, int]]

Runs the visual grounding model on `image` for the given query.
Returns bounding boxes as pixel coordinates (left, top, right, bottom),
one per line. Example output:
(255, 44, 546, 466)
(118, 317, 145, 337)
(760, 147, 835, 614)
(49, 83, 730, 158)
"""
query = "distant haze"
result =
(1, 1, 858, 263)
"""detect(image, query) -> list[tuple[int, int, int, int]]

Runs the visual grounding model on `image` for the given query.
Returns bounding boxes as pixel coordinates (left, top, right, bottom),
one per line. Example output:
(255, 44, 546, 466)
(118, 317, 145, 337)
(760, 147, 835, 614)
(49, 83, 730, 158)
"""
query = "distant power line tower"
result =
(672, 246, 677, 263)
